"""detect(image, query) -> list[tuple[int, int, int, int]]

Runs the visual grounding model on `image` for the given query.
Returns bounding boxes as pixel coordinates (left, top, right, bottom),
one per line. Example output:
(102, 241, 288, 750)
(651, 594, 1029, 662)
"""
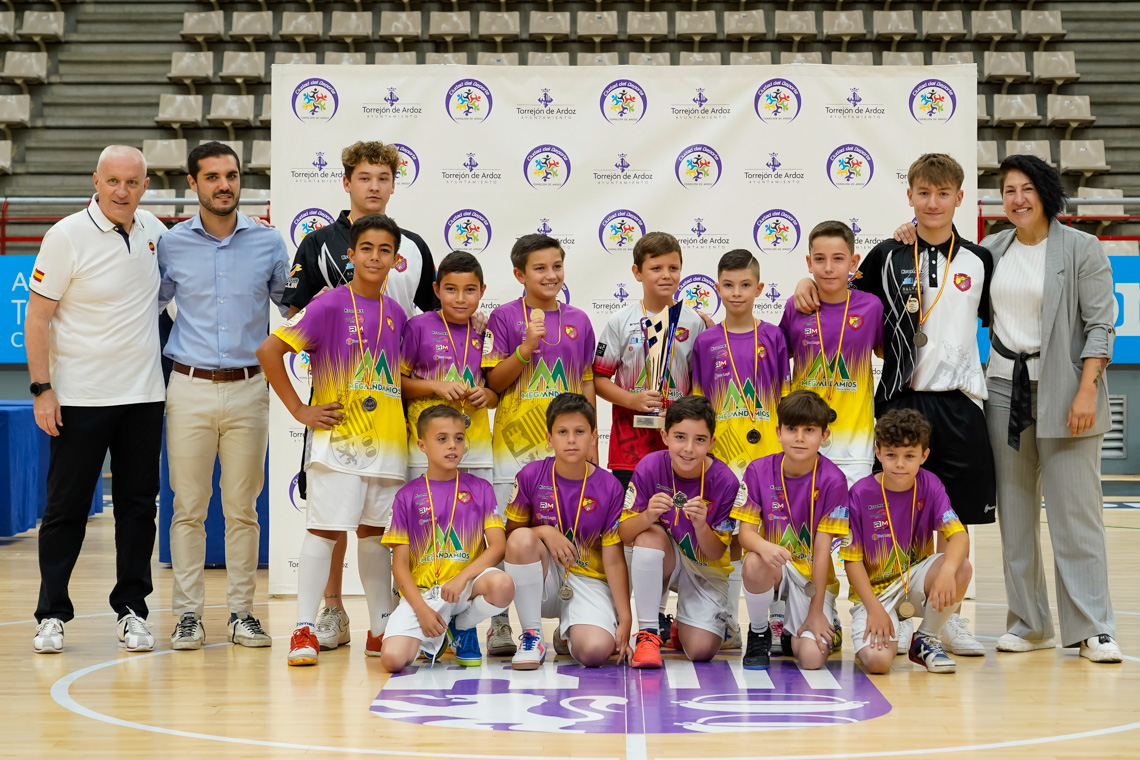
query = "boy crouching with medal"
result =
(379, 405, 514, 672)
(502, 393, 632, 670)
(842, 408, 973, 674)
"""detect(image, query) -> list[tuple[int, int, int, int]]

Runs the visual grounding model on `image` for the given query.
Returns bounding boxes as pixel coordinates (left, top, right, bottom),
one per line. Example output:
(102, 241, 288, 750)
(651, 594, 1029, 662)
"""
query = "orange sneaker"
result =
(631, 630, 664, 669)
(288, 626, 319, 666)
(669, 618, 683, 651)
(366, 630, 383, 656)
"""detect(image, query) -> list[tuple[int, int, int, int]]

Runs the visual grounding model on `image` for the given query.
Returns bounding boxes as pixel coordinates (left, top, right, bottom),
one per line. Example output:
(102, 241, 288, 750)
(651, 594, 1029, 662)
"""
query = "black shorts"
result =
(876, 389, 997, 526)
(611, 468, 634, 491)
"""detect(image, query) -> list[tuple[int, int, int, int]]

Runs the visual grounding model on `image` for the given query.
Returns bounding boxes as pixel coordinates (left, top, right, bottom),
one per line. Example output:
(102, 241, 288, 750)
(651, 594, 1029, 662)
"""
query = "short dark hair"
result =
(188, 141, 240, 179)
(546, 392, 596, 432)
(777, 390, 837, 430)
(664, 395, 716, 436)
(717, 248, 760, 279)
(907, 153, 965, 192)
(436, 250, 483, 286)
(510, 233, 565, 271)
(874, 408, 932, 450)
(349, 214, 402, 252)
(633, 231, 682, 268)
(416, 404, 465, 438)
(999, 154, 1067, 221)
(808, 221, 855, 257)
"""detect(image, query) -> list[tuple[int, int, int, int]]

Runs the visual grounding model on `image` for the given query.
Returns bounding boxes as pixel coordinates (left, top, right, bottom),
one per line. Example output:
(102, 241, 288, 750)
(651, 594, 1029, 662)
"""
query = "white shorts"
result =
(668, 543, 729, 636)
(385, 568, 501, 651)
(493, 480, 517, 520)
(539, 548, 618, 639)
(776, 565, 838, 638)
(305, 462, 403, 531)
(849, 553, 941, 654)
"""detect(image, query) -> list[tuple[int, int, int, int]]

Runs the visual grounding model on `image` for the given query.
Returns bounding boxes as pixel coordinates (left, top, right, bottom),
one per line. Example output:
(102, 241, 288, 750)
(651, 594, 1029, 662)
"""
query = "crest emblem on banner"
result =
(524, 145, 572, 189)
(292, 78, 338, 123)
(600, 80, 647, 124)
(909, 79, 957, 125)
(675, 144, 722, 189)
(392, 143, 420, 188)
(826, 144, 875, 189)
(754, 78, 801, 123)
(754, 209, 802, 254)
(289, 208, 335, 247)
(675, 275, 720, 316)
(444, 210, 493, 254)
(599, 209, 646, 254)
(446, 79, 493, 123)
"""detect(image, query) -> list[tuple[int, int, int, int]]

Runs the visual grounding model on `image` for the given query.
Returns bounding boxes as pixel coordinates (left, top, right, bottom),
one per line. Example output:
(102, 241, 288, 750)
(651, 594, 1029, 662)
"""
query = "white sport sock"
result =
(455, 595, 508, 630)
(631, 546, 666, 632)
(357, 535, 394, 635)
(917, 599, 956, 638)
(744, 587, 775, 634)
(296, 532, 336, 629)
(726, 560, 743, 624)
(505, 561, 544, 632)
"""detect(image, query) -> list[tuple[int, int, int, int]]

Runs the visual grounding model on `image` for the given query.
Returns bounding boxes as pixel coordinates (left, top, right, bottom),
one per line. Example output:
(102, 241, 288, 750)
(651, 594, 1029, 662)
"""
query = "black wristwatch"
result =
(30, 382, 52, 397)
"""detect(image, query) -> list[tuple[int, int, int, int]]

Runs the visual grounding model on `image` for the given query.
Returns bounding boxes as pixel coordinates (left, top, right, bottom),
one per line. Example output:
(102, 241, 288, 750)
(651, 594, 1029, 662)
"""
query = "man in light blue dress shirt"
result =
(157, 141, 288, 651)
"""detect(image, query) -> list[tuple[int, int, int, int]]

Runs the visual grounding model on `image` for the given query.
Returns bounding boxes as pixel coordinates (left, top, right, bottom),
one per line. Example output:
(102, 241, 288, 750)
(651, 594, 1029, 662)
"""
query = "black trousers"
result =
(35, 402, 164, 622)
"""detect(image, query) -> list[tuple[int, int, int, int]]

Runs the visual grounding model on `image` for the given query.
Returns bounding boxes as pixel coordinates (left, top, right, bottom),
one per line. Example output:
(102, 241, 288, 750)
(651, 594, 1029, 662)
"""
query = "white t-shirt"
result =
(30, 197, 166, 406)
(988, 237, 1047, 381)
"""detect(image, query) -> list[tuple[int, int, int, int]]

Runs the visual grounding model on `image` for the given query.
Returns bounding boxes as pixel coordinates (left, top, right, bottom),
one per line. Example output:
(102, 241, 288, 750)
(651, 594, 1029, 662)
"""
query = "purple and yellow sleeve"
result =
(936, 508, 966, 542)
(504, 477, 531, 524)
(838, 497, 864, 563)
(480, 309, 514, 370)
(731, 472, 763, 525)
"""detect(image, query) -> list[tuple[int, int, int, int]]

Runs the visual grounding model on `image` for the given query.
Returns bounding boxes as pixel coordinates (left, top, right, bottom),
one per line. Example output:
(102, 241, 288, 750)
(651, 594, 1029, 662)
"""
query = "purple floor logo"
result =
(910, 79, 957, 124)
(445, 209, 492, 253)
(755, 78, 801, 123)
(754, 209, 802, 254)
(289, 208, 335, 248)
(292, 78, 338, 123)
(446, 79, 493, 123)
(392, 143, 420, 188)
(675, 144, 722, 188)
(600, 79, 647, 124)
(599, 209, 646, 254)
(524, 145, 571, 189)
(826, 144, 875, 189)
(371, 659, 890, 734)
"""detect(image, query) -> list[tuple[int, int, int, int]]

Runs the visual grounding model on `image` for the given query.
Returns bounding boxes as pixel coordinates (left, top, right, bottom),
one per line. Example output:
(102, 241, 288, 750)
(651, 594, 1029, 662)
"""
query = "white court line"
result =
(795, 664, 841, 690)
(663, 659, 700, 689)
(625, 735, 648, 760)
(726, 659, 774, 689)
(0, 599, 294, 627)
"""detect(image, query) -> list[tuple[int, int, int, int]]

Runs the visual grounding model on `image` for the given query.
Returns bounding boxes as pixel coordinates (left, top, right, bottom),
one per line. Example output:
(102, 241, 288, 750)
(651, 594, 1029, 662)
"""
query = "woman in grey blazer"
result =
(980, 154, 1120, 662)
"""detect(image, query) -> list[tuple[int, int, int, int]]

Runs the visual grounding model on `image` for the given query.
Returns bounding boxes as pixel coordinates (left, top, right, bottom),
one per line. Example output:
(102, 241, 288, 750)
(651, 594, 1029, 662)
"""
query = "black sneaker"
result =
(658, 613, 673, 646)
(780, 629, 792, 657)
(743, 626, 772, 670)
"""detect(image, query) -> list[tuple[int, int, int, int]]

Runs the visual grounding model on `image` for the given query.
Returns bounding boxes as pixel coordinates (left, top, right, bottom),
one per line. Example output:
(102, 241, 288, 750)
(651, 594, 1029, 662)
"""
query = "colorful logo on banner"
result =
(754, 209, 802, 254)
(598, 209, 646, 254)
(392, 143, 420, 188)
(289, 473, 303, 511)
(600, 80, 647, 124)
(292, 78, 338, 123)
(524, 145, 572, 189)
(372, 660, 889, 734)
(675, 274, 721, 316)
(909, 79, 957, 124)
(445, 209, 492, 253)
(675, 144, 722, 188)
(446, 79, 493, 123)
(288, 351, 311, 382)
(754, 78, 802, 123)
(289, 208, 336, 247)
(827, 144, 875, 188)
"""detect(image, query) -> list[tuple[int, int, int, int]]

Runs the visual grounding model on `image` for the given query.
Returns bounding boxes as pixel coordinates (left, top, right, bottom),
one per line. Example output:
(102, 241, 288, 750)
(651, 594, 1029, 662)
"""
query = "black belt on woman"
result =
(991, 333, 1040, 451)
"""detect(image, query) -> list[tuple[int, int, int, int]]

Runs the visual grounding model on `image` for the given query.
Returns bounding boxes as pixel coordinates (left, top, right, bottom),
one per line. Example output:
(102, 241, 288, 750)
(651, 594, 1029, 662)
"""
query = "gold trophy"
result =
(633, 302, 683, 430)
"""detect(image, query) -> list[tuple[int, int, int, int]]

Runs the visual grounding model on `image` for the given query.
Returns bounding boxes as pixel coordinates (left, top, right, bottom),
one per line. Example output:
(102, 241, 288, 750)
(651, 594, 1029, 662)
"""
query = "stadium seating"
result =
(167, 52, 213, 94)
(992, 94, 1041, 140)
(280, 12, 324, 51)
(181, 11, 224, 50)
(379, 11, 421, 51)
(18, 11, 65, 52)
(775, 11, 816, 52)
(231, 11, 274, 50)
(823, 11, 867, 51)
(0, 52, 48, 94)
(1006, 140, 1056, 167)
(724, 10, 765, 52)
(921, 11, 965, 50)
(832, 52, 873, 66)
(479, 12, 520, 52)
(428, 11, 470, 51)
(329, 12, 371, 51)
(1060, 140, 1111, 184)
(155, 93, 204, 137)
(872, 10, 917, 51)
(675, 11, 717, 50)
(1047, 95, 1095, 140)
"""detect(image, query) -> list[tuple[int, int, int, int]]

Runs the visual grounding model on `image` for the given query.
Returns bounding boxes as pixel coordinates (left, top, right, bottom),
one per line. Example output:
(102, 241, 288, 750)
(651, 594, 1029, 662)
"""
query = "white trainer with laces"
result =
(229, 613, 271, 647)
(315, 606, 351, 651)
(941, 613, 985, 656)
(895, 618, 914, 655)
(721, 618, 742, 650)
(117, 609, 154, 652)
(511, 629, 546, 670)
(996, 632, 1056, 652)
(1080, 634, 1122, 663)
(34, 618, 64, 653)
(170, 612, 205, 650)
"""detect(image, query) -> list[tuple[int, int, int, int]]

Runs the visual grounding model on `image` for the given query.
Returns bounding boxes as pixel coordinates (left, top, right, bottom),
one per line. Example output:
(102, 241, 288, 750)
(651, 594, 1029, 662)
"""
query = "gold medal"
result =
(898, 600, 916, 620)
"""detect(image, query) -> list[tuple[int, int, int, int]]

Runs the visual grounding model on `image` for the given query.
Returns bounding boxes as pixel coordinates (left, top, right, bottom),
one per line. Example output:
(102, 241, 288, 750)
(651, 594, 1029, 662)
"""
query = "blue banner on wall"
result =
(0, 256, 36, 364)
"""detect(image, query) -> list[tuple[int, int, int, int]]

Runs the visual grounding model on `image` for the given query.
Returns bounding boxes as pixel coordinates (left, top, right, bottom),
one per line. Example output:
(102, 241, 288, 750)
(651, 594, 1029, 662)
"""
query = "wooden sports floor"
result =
(3, 508, 1138, 760)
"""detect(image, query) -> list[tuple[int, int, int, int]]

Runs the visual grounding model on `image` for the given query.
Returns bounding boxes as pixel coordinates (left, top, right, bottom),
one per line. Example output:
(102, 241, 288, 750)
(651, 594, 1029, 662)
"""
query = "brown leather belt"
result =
(173, 361, 261, 382)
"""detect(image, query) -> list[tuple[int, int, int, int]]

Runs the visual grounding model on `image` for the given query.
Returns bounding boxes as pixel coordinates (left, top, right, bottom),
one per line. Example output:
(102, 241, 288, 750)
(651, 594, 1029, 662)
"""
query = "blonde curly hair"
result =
(341, 141, 400, 179)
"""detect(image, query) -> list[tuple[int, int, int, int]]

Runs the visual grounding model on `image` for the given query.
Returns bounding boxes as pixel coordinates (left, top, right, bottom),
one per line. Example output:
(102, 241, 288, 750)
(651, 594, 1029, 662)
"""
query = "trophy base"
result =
(633, 414, 665, 429)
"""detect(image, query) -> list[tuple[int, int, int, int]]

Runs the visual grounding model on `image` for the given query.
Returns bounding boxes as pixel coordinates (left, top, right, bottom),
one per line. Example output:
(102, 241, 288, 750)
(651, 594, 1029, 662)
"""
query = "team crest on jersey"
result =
(848, 314, 863, 329)
(758, 344, 768, 359)
(394, 253, 407, 273)
(148, 241, 156, 253)
(471, 336, 482, 351)
(458, 491, 472, 504)
(917, 499, 926, 512)
(565, 325, 578, 340)
(386, 316, 396, 331)
(954, 273, 972, 292)
(583, 498, 598, 513)
(675, 327, 690, 343)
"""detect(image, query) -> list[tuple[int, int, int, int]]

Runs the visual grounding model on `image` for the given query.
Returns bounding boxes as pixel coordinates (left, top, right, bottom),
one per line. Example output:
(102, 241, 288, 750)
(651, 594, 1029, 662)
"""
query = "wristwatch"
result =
(30, 382, 51, 397)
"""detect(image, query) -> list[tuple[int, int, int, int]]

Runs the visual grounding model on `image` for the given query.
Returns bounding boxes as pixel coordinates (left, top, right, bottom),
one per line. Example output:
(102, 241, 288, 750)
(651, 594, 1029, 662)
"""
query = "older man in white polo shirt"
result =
(27, 145, 166, 654)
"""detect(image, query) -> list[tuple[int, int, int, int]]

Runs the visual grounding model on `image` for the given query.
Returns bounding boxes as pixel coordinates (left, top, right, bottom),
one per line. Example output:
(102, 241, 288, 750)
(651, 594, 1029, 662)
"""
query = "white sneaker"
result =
(34, 618, 64, 653)
(721, 618, 742, 650)
(229, 613, 271, 648)
(941, 614, 985, 656)
(511, 629, 546, 670)
(315, 606, 350, 651)
(1080, 634, 1123, 663)
(996, 632, 1056, 652)
(895, 618, 914, 655)
(487, 613, 517, 657)
(117, 609, 154, 652)
(170, 612, 205, 650)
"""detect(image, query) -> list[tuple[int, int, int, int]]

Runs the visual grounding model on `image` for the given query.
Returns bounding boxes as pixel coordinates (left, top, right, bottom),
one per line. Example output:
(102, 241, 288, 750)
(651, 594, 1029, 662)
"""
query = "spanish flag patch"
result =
(32, 268, 44, 283)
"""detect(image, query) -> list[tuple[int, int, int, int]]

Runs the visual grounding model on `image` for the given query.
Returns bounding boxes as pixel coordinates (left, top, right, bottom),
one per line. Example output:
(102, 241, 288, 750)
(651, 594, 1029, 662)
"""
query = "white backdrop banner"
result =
(268, 63, 978, 595)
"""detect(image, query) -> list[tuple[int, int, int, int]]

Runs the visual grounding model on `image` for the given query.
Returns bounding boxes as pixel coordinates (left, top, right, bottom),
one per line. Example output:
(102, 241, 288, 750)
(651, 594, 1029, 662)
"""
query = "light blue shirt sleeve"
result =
(268, 235, 289, 316)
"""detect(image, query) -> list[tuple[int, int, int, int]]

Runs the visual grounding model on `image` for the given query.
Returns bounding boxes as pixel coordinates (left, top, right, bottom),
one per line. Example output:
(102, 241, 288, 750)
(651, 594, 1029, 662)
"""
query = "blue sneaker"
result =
(511, 629, 546, 670)
(449, 618, 482, 667)
(908, 632, 956, 673)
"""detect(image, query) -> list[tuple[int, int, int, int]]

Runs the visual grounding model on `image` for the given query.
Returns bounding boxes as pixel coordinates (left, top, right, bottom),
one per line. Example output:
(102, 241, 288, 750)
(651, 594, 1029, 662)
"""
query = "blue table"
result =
(0, 401, 103, 538)
(157, 426, 270, 567)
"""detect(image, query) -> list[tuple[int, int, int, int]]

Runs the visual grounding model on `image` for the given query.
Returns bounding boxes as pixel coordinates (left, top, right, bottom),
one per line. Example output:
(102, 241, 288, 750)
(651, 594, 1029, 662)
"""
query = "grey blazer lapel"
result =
(1040, 219, 1067, 368)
